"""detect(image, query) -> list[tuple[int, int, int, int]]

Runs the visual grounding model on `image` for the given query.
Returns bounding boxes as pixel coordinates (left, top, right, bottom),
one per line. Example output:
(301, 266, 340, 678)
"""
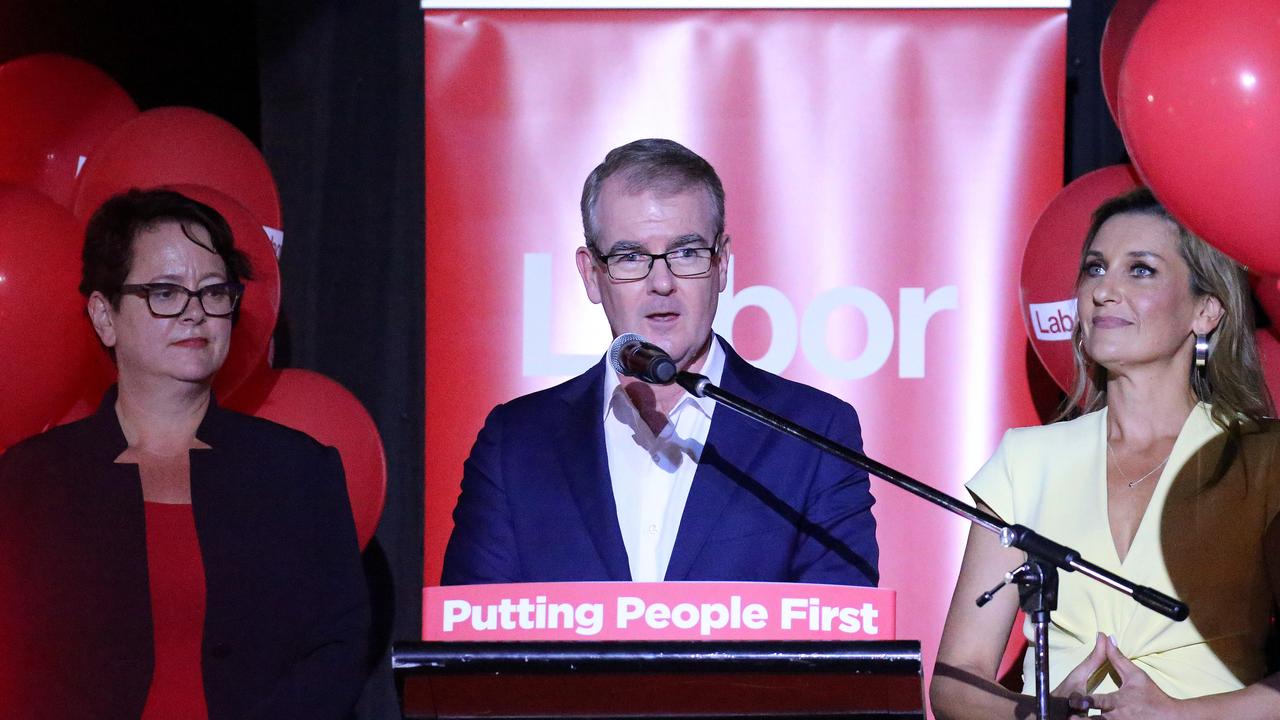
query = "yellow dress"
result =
(966, 403, 1280, 699)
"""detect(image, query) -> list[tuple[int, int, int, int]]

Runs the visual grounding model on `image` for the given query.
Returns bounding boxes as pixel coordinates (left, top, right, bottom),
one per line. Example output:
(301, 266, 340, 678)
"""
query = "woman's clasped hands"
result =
(1053, 633, 1181, 719)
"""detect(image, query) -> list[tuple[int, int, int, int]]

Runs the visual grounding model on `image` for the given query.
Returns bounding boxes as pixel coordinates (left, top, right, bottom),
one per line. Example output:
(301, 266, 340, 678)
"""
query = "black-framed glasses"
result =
(593, 244, 721, 281)
(118, 282, 245, 318)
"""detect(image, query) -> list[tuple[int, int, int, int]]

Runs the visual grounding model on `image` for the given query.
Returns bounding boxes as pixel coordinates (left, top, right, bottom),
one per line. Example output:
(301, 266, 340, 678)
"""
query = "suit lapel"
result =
(556, 359, 632, 581)
(664, 344, 774, 581)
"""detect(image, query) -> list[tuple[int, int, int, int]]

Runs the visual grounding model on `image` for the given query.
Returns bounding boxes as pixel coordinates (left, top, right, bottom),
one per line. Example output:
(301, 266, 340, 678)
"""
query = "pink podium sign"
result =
(424, 582, 895, 642)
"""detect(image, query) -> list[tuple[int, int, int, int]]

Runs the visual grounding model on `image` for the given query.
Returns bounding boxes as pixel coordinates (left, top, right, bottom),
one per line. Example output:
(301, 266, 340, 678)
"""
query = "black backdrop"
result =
(0, 0, 1123, 717)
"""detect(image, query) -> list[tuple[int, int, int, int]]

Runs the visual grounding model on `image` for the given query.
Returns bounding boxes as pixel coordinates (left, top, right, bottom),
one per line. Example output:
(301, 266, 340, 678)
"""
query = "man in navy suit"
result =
(442, 138, 878, 586)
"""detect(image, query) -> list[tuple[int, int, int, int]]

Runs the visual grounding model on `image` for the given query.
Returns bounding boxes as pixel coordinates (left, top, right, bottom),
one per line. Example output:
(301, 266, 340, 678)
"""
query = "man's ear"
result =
(576, 246, 603, 305)
(716, 235, 732, 293)
(86, 292, 117, 348)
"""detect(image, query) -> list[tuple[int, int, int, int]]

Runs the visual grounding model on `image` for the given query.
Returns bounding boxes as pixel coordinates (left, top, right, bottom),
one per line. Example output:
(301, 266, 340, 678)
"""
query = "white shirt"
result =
(602, 337, 725, 582)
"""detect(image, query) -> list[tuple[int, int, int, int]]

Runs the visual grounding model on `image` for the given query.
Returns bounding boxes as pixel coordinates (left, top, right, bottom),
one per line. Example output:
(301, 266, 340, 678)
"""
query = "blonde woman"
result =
(932, 188, 1280, 718)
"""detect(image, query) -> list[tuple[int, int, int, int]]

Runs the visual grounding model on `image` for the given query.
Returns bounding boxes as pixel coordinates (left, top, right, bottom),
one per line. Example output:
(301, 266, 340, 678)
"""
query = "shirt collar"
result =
(602, 335, 725, 422)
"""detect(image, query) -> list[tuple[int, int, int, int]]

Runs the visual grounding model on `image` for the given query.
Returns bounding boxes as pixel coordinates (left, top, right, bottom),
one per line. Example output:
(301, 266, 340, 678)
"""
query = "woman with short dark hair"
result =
(0, 188, 370, 719)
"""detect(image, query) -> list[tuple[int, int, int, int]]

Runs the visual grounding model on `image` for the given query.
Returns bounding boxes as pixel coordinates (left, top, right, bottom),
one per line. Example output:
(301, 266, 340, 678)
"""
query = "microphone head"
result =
(609, 332, 644, 375)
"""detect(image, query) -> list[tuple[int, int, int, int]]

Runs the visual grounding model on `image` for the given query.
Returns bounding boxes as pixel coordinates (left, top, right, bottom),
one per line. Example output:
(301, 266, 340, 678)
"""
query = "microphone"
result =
(608, 333, 678, 384)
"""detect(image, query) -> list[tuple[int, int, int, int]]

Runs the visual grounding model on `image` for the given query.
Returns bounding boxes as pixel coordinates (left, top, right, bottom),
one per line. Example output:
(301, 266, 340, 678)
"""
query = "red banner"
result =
(425, 6, 1065, 679)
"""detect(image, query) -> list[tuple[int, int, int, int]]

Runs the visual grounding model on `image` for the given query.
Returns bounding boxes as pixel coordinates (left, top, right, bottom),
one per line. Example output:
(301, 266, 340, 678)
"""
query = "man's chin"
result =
(675, 336, 718, 373)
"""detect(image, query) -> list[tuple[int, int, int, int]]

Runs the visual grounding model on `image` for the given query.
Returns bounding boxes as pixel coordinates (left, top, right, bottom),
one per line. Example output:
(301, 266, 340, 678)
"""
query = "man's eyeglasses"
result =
(118, 282, 245, 318)
(593, 245, 720, 281)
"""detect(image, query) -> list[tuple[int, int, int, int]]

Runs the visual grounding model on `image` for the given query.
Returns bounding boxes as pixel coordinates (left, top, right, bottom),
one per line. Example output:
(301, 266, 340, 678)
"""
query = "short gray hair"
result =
(580, 138, 725, 250)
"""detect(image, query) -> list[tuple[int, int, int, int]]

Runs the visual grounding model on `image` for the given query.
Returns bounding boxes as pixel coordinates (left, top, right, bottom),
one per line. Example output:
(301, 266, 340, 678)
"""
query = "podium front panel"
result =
(394, 640, 924, 719)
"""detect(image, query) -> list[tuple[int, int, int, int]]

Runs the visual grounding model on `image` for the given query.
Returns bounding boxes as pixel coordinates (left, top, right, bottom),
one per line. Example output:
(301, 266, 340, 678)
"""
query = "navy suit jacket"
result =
(442, 340, 878, 586)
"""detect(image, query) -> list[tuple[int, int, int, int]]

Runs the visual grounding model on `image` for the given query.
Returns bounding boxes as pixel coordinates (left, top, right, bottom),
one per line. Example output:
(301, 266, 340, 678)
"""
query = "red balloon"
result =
(1021, 165, 1142, 392)
(0, 54, 138, 208)
(72, 107, 282, 237)
(54, 393, 100, 429)
(227, 369, 386, 549)
(0, 185, 96, 447)
(164, 185, 281, 402)
(1255, 329, 1280, 407)
(1251, 273, 1280, 332)
(1099, 0, 1156, 123)
(1118, 0, 1280, 274)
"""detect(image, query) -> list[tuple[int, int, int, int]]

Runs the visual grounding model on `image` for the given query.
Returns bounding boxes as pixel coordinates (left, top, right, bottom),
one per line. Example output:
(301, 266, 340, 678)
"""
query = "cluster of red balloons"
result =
(1022, 0, 1280, 394)
(0, 54, 384, 546)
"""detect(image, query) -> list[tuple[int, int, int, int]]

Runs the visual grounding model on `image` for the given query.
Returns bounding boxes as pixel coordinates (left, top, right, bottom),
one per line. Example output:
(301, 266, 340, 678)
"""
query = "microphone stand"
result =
(674, 371, 1188, 720)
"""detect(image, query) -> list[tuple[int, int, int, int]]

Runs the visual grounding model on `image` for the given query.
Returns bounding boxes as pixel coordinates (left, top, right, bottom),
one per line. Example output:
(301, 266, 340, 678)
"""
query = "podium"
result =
(394, 639, 923, 719)
(394, 582, 924, 719)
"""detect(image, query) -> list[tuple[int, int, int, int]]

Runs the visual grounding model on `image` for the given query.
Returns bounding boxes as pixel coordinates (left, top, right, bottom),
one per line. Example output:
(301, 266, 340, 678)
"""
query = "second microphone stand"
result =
(673, 370, 1188, 720)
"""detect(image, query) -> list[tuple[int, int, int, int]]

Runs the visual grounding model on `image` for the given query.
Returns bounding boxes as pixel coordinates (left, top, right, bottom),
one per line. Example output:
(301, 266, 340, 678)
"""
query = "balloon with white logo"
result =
(1021, 165, 1141, 392)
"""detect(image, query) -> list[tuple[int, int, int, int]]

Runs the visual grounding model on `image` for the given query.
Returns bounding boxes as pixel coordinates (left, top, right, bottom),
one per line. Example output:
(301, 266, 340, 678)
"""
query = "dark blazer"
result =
(0, 389, 370, 720)
(442, 340, 878, 586)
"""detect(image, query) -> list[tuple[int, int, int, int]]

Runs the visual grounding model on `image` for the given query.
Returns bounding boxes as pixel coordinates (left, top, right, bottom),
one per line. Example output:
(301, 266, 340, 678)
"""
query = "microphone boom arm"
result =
(676, 369, 1188, 618)
(676, 369, 1187, 720)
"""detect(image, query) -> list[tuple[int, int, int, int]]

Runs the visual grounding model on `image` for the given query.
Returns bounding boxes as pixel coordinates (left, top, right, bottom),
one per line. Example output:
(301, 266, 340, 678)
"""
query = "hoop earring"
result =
(1194, 333, 1210, 369)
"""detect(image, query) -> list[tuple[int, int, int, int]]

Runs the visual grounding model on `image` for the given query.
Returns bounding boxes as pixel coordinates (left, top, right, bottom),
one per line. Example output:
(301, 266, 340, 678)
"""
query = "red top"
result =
(141, 502, 209, 720)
